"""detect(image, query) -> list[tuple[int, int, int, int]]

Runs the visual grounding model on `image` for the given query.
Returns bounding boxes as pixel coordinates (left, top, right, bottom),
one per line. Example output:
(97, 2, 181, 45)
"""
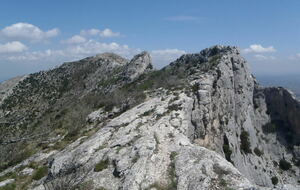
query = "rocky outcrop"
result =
(32, 91, 255, 190)
(0, 46, 299, 190)
(0, 179, 15, 188)
(0, 75, 27, 104)
(123, 51, 153, 81)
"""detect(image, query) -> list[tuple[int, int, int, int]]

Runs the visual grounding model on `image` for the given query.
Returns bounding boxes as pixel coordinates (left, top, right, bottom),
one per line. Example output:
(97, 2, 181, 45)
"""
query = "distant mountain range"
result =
(257, 75, 300, 100)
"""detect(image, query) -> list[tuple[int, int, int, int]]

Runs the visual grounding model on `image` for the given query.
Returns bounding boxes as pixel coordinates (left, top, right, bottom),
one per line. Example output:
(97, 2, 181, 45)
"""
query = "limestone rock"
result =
(124, 51, 153, 81)
(0, 179, 15, 187)
(20, 167, 34, 176)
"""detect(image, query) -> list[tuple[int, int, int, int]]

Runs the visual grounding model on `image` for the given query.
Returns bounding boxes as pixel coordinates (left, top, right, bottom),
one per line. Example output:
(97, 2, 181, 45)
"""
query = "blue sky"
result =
(0, 0, 300, 81)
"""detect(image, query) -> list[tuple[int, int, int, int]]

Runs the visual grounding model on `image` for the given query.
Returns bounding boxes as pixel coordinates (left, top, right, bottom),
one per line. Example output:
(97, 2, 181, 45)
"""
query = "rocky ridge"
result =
(0, 46, 299, 190)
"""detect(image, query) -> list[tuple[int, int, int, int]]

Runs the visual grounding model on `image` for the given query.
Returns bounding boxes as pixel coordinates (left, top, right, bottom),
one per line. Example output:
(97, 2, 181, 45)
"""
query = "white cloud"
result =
(80, 28, 120, 38)
(6, 49, 66, 62)
(151, 49, 186, 55)
(62, 35, 86, 44)
(64, 40, 137, 58)
(164, 15, 199, 22)
(253, 54, 276, 61)
(0, 41, 27, 53)
(243, 44, 276, 53)
(100, 28, 120, 37)
(3, 42, 186, 69)
(151, 49, 186, 68)
(1, 23, 59, 42)
(4, 40, 139, 62)
(288, 53, 300, 60)
(80, 29, 100, 36)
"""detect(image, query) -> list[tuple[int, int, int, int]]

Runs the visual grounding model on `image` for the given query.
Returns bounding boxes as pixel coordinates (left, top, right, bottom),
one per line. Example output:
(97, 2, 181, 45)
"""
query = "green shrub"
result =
(240, 131, 252, 154)
(0, 183, 16, 190)
(223, 135, 232, 163)
(262, 122, 277, 133)
(75, 180, 95, 190)
(279, 159, 292, 171)
(219, 179, 227, 187)
(167, 104, 182, 112)
(141, 108, 155, 116)
(132, 154, 140, 163)
(254, 147, 263, 157)
(94, 159, 109, 172)
(271, 176, 278, 185)
(96, 188, 107, 190)
(167, 155, 177, 190)
(191, 83, 199, 93)
(170, 152, 178, 161)
(32, 166, 48, 180)
(223, 145, 232, 162)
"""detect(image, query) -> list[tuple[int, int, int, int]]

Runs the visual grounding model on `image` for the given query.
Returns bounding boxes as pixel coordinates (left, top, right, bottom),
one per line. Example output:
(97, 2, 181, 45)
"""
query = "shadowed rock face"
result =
(263, 87, 300, 145)
(0, 46, 299, 190)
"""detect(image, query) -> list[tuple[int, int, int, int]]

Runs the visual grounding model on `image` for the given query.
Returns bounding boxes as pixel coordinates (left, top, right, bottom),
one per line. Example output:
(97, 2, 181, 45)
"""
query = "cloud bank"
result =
(0, 41, 27, 53)
(243, 44, 276, 54)
(1, 23, 59, 42)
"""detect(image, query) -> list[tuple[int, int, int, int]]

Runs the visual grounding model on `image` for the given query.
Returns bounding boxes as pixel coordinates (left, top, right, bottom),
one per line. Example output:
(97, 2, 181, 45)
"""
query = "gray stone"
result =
(0, 179, 15, 187)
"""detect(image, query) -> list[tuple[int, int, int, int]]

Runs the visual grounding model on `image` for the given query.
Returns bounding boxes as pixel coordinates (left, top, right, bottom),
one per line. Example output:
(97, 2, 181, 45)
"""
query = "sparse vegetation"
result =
(145, 151, 178, 190)
(223, 135, 233, 163)
(279, 159, 292, 171)
(167, 104, 182, 112)
(154, 133, 160, 154)
(219, 178, 228, 187)
(262, 122, 277, 133)
(271, 176, 278, 185)
(32, 166, 48, 180)
(191, 83, 199, 93)
(240, 131, 252, 154)
(167, 152, 177, 190)
(43, 155, 90, 190)
(0, 183, 16, 190)
(141, 108, 155, 117)
(254, 147, 263, 157)
(132, 154, 140, 163)
(96, 187, 107, 190)
(94, 159, 109, 172)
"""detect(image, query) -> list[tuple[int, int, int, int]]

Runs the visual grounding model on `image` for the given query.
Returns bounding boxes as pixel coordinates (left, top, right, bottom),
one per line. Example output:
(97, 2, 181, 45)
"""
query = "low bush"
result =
(240, 131, 252, 154)
(0, 183, 16, 190)
(94, 159, 109, 172)
(262, 122, 277, 133)
(32, 166, 48, 180)
(254, 147, 263, 157)
(271, 176, 278, 185)
(279, 159, 292, 171)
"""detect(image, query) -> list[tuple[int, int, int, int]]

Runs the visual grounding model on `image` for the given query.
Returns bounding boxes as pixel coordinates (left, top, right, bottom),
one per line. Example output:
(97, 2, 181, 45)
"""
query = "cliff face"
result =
(0, 46, 299, 190)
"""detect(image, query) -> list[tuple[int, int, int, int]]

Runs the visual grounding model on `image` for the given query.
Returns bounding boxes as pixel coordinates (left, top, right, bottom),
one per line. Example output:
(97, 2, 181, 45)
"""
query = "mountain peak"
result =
(130, 51, 151, 64)
(94, 52, 128, 64)
(200, 45, 240, 57)
(124, 51, 153, 81)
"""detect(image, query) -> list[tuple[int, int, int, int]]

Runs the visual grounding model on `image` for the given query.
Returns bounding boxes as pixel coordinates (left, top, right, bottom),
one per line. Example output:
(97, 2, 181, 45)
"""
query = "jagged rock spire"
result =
(124, 51, 153, 81)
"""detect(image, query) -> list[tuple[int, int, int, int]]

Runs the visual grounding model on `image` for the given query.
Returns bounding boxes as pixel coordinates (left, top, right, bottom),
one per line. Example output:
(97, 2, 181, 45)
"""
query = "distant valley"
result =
(257, 75, 300, 100)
